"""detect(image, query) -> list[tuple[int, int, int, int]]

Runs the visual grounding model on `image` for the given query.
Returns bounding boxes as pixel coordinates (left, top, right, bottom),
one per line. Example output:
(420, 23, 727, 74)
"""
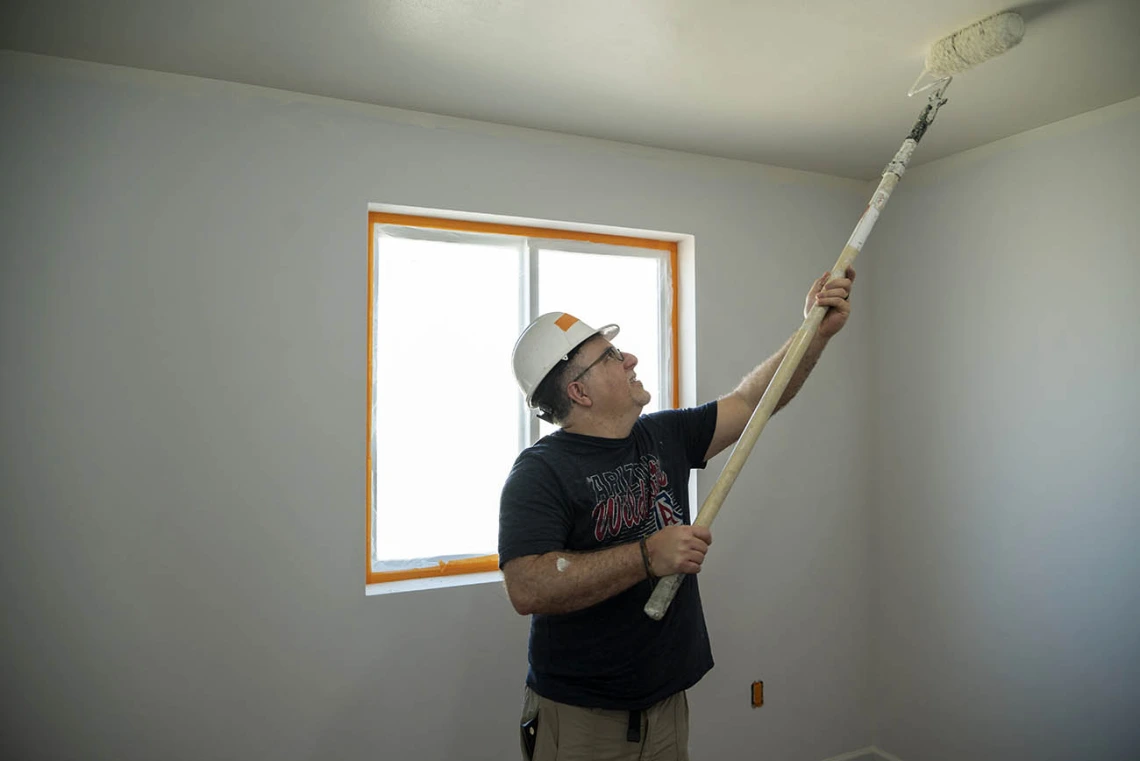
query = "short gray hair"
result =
(530, 344, 587, 425)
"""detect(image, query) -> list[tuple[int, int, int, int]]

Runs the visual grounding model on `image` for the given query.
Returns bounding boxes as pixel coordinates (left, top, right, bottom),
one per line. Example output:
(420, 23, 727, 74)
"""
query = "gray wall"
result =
(0, 52, 873, 761)
(868, 98, 1140, 761)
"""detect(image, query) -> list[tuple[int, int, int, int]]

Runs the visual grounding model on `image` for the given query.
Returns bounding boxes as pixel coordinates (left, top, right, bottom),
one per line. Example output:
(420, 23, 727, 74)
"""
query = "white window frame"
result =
(366, 211, 680, 593)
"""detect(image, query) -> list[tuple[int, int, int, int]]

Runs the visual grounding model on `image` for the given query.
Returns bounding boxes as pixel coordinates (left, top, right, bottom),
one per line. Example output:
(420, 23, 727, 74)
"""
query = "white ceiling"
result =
(3, 0, 1138, 179)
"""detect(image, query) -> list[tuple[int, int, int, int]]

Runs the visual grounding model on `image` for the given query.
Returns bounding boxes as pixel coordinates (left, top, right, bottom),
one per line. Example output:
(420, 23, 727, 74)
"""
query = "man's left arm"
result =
(704, 267, 855, 461)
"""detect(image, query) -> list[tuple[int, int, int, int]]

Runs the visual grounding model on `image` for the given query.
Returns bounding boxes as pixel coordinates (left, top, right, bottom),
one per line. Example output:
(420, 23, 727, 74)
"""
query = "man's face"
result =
(570, 336, 652, 413)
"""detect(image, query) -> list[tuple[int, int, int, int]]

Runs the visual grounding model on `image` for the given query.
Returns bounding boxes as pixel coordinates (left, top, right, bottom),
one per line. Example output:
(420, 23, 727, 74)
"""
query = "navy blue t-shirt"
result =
(498, 402, 718, 710)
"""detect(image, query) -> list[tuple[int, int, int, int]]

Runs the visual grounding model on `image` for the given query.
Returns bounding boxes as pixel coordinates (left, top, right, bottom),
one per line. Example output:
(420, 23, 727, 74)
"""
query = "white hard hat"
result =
(512, 312, 620, 407)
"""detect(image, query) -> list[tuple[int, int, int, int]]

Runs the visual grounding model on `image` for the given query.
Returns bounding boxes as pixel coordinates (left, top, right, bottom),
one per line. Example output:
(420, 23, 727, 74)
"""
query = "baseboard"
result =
(870, 746, 905, 761)
(819, 747, 874, 761)
(818, 746, 904, 761)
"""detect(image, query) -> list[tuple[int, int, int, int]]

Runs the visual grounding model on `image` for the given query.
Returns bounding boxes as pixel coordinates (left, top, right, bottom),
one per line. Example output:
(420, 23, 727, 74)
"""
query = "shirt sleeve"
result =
(644, 401, 719, 469)
(497, 451, 574, 568)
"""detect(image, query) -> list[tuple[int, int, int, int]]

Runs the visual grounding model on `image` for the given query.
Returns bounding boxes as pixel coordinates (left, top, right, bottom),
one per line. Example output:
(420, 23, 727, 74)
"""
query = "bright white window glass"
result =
(537, 249, 664, 440)
(372, 232, 520, 564)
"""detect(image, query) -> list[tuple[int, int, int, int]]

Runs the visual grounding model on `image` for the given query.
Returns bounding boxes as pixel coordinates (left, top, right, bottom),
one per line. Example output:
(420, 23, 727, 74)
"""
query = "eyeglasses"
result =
(570, 346, 624, 383)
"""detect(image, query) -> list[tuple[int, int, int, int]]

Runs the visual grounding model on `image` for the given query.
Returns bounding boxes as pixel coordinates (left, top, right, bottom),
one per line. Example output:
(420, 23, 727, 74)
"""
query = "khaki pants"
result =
(523, 689, 690, 761)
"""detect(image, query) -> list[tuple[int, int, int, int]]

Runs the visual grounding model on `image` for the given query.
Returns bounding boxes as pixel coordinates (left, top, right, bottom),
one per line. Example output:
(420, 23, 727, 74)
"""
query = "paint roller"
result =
(644, 11, 1025, 621)
(913, 11, 1025, 93)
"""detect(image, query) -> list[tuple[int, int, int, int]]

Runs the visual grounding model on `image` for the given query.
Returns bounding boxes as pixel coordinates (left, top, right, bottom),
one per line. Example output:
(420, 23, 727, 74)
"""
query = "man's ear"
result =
(566, 381, 592, 408)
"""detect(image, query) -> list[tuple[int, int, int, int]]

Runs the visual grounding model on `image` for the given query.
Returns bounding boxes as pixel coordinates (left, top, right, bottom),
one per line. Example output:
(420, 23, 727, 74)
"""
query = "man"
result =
(499, 268, 855, 761)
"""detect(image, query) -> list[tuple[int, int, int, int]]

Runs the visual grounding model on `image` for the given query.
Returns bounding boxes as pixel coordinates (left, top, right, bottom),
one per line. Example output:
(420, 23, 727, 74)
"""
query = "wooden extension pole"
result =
(644, 82, 950, 621)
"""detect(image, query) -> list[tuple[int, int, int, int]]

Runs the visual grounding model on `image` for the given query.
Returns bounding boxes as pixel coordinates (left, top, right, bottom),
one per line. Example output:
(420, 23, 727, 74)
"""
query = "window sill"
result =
(366, 570, 504, 596)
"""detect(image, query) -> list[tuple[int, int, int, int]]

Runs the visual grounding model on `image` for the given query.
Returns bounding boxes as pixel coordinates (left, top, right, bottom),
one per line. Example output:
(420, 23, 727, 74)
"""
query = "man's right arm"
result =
(501, 524, 713, 616)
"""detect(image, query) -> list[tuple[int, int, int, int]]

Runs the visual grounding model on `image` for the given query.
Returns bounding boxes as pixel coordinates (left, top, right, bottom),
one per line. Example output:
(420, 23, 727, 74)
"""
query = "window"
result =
(366, 211, 679, 586)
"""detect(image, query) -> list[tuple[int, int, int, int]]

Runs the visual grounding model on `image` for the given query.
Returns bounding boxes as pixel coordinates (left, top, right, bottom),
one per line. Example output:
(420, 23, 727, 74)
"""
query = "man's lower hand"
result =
(646, 525, 713, 576)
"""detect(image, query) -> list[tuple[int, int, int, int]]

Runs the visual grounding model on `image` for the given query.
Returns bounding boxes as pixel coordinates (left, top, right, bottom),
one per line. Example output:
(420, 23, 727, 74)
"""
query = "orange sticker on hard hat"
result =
(553, 314, 580, 332)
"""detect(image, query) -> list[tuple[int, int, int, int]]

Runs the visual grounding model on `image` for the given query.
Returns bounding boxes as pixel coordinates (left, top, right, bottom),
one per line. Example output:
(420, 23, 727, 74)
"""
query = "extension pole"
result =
(644, 80, 952, 621)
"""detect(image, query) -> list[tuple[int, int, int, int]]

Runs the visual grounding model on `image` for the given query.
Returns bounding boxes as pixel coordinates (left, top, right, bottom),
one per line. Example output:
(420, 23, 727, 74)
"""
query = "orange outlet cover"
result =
(751, 681, 763, 708)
